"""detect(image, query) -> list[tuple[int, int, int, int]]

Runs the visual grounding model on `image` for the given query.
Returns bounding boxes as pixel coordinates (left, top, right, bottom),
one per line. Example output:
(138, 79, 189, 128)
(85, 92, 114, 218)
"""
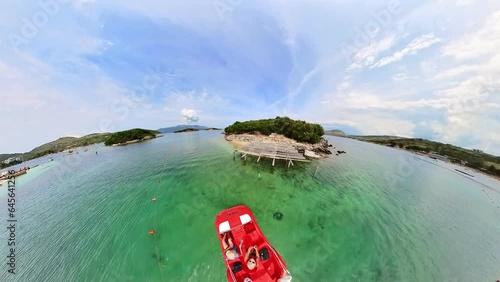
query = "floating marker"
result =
(149, 230, 156, 235)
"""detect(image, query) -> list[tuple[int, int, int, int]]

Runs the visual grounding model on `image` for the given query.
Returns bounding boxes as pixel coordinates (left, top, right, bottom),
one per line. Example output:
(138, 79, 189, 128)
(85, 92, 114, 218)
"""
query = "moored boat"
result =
(0, 169, 27, 180)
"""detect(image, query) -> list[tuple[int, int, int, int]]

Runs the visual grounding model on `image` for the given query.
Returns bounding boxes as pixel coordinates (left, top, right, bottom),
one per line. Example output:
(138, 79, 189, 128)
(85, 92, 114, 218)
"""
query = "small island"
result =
(174, 128, 200, 133)
(172, 127, 221, 133)
(225, 117, 332, 165)
(157, 125, 221, 133)
(104, 128, 160, 146)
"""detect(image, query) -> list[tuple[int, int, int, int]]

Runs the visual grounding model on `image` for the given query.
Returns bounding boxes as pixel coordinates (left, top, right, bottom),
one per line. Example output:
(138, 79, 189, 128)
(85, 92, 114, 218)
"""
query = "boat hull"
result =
(215, 205, 292, 282)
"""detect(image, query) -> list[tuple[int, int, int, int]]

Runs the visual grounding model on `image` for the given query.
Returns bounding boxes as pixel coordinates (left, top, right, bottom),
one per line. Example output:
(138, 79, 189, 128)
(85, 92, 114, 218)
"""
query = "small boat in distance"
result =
(215, 205, 292, 282)
(0, 168, 28, 180)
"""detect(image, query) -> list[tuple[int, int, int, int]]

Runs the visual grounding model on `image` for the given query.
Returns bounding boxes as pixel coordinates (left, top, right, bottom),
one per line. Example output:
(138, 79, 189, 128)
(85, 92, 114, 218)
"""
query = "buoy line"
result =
(150, 178, 166, 282)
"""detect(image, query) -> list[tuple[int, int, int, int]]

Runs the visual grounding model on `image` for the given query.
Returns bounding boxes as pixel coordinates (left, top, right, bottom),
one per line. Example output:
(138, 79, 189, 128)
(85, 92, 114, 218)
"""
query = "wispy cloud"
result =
(348, 34, 396, 70)
(371, 33, 441, 68)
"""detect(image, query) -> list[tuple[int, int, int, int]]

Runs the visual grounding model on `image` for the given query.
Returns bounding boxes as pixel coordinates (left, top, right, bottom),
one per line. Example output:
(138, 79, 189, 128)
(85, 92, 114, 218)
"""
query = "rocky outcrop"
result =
(225, 133, 333, 159)
(311, 138, 332, 155)
(225, 133, 296, 144)
(304, 150, 321, 159)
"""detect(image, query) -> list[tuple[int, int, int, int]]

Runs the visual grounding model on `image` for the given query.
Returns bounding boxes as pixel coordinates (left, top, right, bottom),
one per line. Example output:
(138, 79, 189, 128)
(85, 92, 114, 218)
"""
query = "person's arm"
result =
(222, 233, 228, 250)
(244, 247, 252, 262)
(254, 246, 259, 263)
(239, 240, 244, 255)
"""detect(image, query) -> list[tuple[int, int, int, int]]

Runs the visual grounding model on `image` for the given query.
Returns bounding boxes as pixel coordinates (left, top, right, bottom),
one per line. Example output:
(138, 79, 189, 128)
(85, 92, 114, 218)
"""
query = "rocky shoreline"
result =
(110, 135, 155, 147)
(224, 133, 332, 159)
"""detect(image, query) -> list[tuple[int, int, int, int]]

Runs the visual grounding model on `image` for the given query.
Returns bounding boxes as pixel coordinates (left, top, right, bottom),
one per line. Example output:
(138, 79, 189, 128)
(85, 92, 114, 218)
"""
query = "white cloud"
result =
(181, 108, 199, 123)
(456, 0, 475, 7)
(392, 73, 409, 81)
(433, 10, 500, 150)
(371, 33, 441, 68)
(443, 10, 500, 60)
(0, 53, 136, 152)
(432, 64, 481, 80)
(348, 34, 396, 70)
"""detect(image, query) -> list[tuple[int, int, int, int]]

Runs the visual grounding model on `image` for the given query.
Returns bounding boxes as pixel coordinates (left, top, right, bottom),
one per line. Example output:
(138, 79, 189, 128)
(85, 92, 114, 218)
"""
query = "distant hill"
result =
(0, 154, 22, 163)
(324, 130, 347, 137)
(0, 133, 113, 169)
(158, 125, 211, 133)
(158, 125, 221, 133)
(25, 133, 113, 159)
(348, 135, 406, 140)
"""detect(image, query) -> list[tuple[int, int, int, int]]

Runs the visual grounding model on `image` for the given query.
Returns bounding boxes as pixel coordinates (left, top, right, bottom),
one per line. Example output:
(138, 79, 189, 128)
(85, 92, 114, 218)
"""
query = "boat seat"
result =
(244, 222, 256, 234)
(259, 247, 270, 261)
(219, 221, 231, 234)
(231, 261, 243, 273)
(240, 214, 252, 225)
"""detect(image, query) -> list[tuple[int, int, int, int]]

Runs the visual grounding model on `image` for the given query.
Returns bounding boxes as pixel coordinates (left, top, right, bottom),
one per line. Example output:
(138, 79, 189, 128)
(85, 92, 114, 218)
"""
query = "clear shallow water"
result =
(0, 132, 499, 282)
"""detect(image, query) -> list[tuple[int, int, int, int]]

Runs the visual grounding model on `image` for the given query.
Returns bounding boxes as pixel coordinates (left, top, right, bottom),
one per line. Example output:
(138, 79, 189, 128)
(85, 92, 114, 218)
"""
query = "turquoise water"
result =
(0, 131, 499, 282)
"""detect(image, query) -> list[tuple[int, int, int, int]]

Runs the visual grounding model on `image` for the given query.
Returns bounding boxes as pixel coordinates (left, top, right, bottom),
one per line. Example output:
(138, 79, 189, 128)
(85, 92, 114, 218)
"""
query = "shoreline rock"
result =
(225, 133, 332, 159)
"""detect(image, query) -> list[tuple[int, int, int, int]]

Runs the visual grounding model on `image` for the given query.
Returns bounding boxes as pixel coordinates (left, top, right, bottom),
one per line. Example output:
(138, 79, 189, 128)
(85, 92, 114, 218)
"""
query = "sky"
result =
(1, 0, 499, 154)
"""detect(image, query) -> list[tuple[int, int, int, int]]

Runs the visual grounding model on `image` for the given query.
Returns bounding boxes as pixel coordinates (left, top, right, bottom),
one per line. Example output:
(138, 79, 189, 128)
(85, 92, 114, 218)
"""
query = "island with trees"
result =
(224, 117, 331, 159)
(225, 116, 325, 144)
(174, 128, 200, 133)
(104, 128, 160, 146)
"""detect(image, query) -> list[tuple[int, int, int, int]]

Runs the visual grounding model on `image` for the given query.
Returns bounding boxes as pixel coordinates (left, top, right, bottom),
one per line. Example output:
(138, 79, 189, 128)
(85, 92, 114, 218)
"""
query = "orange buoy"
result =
(149, 230, 156, 235)
(152, 197, 157, 201)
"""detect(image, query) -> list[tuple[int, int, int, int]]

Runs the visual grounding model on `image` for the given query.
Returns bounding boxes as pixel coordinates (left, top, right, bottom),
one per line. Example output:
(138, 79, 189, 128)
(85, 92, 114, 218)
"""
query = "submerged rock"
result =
(273, 211, 283, 220)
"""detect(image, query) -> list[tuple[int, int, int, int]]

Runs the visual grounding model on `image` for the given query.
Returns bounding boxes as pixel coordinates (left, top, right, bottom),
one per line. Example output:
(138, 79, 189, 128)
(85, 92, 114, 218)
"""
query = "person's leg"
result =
(227, 237, 234, 249)
(222, 233, 229, 249)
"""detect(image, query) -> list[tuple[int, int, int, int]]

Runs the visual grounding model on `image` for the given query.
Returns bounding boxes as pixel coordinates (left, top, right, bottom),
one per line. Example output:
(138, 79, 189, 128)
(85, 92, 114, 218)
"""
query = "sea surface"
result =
(0, 131, 499, 282)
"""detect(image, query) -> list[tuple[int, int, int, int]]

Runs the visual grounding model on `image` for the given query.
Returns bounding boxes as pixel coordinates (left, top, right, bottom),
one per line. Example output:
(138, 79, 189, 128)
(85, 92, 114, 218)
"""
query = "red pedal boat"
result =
(215, 205, 292, 282)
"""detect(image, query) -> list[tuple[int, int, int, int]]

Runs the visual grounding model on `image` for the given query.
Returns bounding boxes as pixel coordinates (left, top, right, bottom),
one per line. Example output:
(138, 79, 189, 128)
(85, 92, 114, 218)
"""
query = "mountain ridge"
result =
(157, 125, 221, 133)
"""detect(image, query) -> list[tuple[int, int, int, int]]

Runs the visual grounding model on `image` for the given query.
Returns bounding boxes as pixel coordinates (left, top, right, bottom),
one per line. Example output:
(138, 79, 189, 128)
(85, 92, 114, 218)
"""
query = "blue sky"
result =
(1, 0, 499, 154)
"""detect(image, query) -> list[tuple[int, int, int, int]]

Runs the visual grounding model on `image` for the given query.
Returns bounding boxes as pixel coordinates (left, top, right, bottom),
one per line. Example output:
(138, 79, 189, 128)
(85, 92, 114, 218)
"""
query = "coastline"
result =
(109, 135, 157, 147)
(342, 136, 500, 182)
(406, 149, 500, 182)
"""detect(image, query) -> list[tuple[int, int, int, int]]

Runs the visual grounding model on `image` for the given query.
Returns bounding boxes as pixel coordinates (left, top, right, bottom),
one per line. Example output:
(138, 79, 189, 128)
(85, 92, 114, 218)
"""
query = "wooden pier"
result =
(235, 142, 310, 167)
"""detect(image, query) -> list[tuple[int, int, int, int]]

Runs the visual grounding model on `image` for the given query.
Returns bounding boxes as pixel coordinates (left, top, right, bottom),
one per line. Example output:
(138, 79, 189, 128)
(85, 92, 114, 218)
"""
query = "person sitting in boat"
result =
(244, 245, 259, 270)
(222, 232, 243, 260)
